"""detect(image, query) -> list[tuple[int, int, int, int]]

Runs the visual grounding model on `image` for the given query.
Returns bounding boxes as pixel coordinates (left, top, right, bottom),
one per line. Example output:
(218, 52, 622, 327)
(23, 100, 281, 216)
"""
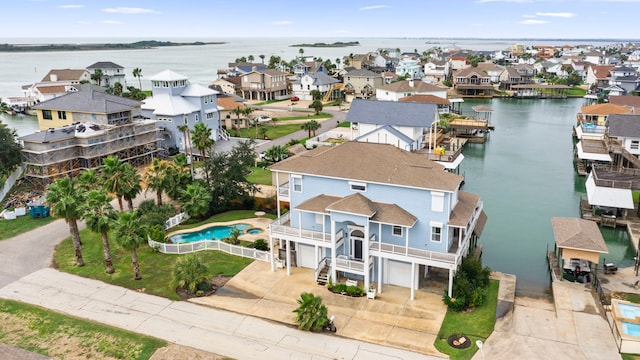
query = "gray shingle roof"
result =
(607, 114, 640, 138)
(18, 125, 77, 142)
(345, 69, 380, 77)
(269, 141, 462, 191)
(345, 99, 437, 128)
(32, 86, 141, 114)
(551, 217, 608, 253)
(355, 124, 414, 145)
(87, 61, 124, 69)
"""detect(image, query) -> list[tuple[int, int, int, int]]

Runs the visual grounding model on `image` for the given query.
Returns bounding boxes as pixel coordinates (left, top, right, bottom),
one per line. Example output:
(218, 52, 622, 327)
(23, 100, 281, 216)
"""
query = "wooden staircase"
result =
(316, 264, 329, 285)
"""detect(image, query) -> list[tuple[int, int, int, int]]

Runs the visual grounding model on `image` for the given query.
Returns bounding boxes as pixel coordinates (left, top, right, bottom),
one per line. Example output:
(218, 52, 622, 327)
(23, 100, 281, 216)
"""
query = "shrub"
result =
(228, 228, 241, 245)
(172, 253, 209, 295)
(293, 292, 329, 332)
(443, 255, 491, 311)
(346, 285, 365, 297)
(252, 239, 269, 251)
(148, 224, 168, 243)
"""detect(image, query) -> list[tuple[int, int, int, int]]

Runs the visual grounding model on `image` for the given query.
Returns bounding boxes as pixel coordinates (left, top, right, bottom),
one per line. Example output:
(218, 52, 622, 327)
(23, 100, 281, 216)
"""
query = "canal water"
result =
(2, 97, 636, 297)
(459, 97, 636, 297)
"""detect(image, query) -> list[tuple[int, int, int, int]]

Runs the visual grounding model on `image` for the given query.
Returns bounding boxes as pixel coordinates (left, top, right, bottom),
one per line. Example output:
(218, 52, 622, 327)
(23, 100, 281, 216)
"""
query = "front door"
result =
(350, 229, 364, 260)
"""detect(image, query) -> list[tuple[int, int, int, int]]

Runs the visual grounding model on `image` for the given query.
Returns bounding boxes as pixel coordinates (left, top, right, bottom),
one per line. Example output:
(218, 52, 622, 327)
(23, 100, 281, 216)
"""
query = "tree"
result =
(113, 210, 147, 280)
(202, 140, 258, 213)
(45, 176, 85, 266)
(310, 89, 322, 101)
(77, 168, 101, 191)
(230, 106, 245, 129)
(0, 121, 23, 178)
(293, 292, 329, 332)
(259, 126, 268, 139)
(80, 188, 117, 274)
(91, 69, 103, 86)
(191, 122, 214, 160)
(259, 54, 265, 64)
(310, 100, 323, 115)
(248, 55, 254, 62)
(144, 159, 170, 206)
(263, 145, 290, 163)
(100, 156, 129, 211)
(177, 124, 194, 179)
(121, 164, 142, 211)
(301, 120, 321, 137)
(112, 82, 123, 96)
(165, 154, 192, 200)
(172, 253, 210, 294)
(179, 181, 212, 219)
(132, 67, 143, 89)
(299, 48, 304, 59)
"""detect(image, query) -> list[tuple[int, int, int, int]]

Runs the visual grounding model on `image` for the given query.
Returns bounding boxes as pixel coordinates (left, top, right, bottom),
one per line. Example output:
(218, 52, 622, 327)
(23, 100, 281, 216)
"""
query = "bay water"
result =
(1, 37, 634, 296)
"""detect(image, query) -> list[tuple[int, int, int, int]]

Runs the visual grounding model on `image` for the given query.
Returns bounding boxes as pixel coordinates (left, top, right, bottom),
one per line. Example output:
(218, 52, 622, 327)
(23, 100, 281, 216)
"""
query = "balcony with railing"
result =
(278, 181, 290, 198)
(270, 212, 343, 245)
(369, 241, 458, 265)
(334, 254, 372, 274)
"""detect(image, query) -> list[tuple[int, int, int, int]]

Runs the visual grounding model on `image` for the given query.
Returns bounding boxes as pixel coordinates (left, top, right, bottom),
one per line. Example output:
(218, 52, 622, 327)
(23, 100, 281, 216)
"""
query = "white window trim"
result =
(430, 221, 443, 243)
(392, 225, 403, 237)
(349, 181, 367, 192)
(292, 175, 302, 193)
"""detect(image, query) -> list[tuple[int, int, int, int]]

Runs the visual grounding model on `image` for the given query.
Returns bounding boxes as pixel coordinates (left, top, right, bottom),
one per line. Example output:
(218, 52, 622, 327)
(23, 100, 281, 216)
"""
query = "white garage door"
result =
(297, 244, 317, 269)
(386, 260, 412, 287)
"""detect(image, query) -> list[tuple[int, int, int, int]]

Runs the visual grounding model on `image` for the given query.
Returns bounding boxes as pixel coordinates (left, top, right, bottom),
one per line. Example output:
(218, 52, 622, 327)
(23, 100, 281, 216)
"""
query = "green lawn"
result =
(434, 280, 499, 360)
(0, 215, 57, 241)
(247, 167, 272, 185)
(275, 112, 332, 121)
(566, 87, 587, 97)
(0, 299, 166, 359)
(231, 123, 306, 140)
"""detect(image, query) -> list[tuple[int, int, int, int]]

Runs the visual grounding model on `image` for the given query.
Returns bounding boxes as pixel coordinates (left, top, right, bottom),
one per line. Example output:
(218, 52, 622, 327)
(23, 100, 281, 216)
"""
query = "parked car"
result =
(290, 96, 300, 102)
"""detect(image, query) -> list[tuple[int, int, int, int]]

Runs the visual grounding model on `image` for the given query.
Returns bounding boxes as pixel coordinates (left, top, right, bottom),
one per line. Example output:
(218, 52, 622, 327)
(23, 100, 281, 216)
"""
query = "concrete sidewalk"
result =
(0, 269, 440, 360)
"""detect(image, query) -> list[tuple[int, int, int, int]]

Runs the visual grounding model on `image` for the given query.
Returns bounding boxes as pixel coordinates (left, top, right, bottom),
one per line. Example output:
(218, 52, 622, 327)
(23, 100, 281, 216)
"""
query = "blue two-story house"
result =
(141, 70, 223, 154)
(268, 141, 486, 299)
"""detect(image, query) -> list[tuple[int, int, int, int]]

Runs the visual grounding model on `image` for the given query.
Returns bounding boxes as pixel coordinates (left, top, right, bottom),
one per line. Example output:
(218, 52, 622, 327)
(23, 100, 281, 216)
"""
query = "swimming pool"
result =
(618, 302, 640, 320)
(623, 322, 640, 337)
(170, 223, 250, 243)
(247, 228, 263, 234)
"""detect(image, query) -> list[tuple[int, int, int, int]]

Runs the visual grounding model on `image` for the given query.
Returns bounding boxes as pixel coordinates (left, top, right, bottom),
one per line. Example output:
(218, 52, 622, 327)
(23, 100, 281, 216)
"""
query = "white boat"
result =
(563, 258, 591, 277)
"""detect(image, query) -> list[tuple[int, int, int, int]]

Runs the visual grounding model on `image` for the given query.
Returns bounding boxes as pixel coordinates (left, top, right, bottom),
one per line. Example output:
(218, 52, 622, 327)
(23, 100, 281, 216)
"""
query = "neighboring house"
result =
(382, 71, 399, 84)
(545, 63, 569, 78)
(577, 103, 631, 127)
(609, 95, 640, 113)
(475, 63, 505, 83)
(395, 57, 424, 79)
(218, 95, 249, 129)
(449, 55, 468, 71)
(498, 64, 535, 89)
(86, 61, 126, 88)
(399, 94, 452, 114)
(607, 114, 640, 157)
(452, 67, 494, 96)
(238, 68, 289, 101)
(585, 65, 615, 90)
(346, 98, 438, 151)
(141, 69, 222, 152)
(534, 45, 557, 59)
(605, 65, 640, 96)
(31, 84, 140, 130)
(343, 69, 384, 102)
(20, 86, 159, 188)
(291, 72, 341, 101)
(40, 69, 91, 84)
(209, 76, 242, 96)
(583, 51, 603, 65)
(292, 61, 327, 79)
(375, 79, 448, 101)
(268, 141, 486, 299)
(226, 62, 268, 77)
(423, 59, 450, 84)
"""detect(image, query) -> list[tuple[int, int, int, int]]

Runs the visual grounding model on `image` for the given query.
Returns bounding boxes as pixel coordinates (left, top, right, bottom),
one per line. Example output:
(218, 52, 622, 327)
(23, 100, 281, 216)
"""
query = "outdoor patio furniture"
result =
(345, 279, 358, 287)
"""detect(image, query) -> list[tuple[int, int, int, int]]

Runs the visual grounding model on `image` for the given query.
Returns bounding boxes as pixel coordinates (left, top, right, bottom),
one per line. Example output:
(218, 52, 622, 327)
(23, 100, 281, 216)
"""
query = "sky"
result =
(3, 0, 640, 40)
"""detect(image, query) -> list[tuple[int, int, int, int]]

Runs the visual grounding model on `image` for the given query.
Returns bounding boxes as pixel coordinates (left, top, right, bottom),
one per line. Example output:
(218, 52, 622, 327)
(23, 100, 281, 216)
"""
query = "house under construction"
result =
(18, 86, 163, 188)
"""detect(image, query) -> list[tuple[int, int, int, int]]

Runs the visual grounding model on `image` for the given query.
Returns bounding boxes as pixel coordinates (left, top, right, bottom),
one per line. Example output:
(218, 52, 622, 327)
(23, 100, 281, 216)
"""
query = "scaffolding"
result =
(21, 120, 163, 189)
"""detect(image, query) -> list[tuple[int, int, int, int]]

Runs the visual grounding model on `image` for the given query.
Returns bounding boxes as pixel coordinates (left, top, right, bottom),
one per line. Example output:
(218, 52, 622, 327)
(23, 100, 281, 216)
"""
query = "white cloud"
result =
(100, 20, 122, 25)
(359, 5, 391, 10)
(269, 20, 292, 25)
(58, 4, 84, 8)
(102, 7, 159, 14)
(536, 12, 576, 18)
(519, 19, 549, 24)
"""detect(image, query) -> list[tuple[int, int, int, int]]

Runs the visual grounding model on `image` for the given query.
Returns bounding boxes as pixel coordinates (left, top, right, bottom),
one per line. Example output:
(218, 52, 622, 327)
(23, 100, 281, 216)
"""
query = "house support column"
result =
(448, 268, 454, 297)
(364, 224, 370, 291)
(377, 255, 382, 293)
(331, 219, 337, 283)
(410, 262, 416, 301)
(286, 239, 291, 276)
(269, 235, 274, 272)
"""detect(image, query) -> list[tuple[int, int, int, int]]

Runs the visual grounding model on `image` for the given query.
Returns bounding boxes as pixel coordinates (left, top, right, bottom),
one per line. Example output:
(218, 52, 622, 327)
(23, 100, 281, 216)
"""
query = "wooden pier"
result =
(547, 250, 561, 282)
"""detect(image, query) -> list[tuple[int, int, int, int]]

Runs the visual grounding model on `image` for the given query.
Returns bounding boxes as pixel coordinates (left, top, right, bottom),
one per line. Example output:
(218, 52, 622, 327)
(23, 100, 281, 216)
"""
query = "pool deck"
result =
(166, 217, 272, 243)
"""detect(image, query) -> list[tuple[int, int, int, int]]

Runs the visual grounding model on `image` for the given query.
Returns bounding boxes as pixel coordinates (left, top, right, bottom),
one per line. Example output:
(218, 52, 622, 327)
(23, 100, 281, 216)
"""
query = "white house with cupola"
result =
(140, 70, 224, 153)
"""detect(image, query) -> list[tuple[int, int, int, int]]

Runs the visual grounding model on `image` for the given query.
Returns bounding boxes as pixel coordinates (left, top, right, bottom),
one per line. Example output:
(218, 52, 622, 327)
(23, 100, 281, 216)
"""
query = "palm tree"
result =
(263, 145, 289, 163)
(132, 67, 143, 89)
(310, 100, 323, 115)
(293, 292, 329, 332)
(165, 154, 191, 200)
(121, 164, 142, 211)
(248, 55, 255, 62)
(301, 120, 321, 138)
(172, 253, 209, 294)
(259, 54, 265, 64)
(80, 189, 116, 274)
(179, 181, 212, 219)
(91, 69, 103, 86)
(242, 107, 256, 138)
(191, 123, 214, 160)
(45, 176, 85, 266)
(77, 168, 101, 191)
(113, 210, 147, 280)
(299, 48, 305, 59)
(230, 106, 245, 130)
(100, 156, 128, 211)
(310, 89, 322, 101)
(176, 124, 190, 153)
(144, 159, 170, 206)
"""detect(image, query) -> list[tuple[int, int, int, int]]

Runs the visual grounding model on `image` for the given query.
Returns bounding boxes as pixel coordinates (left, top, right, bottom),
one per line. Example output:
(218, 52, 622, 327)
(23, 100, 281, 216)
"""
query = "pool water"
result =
(619, 303, 640, 320)
(247, 228, 263, 234)
(170, 224, 250, 243)
(622, 322, 640, 337)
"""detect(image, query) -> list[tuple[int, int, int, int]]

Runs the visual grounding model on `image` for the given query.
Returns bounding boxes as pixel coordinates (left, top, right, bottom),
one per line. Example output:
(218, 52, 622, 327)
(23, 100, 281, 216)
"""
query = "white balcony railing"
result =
(369, 241, 457, 265)
(278, 182, 290, 197)
(335, 255, 367, 272)
(270, 213, 332, 244)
